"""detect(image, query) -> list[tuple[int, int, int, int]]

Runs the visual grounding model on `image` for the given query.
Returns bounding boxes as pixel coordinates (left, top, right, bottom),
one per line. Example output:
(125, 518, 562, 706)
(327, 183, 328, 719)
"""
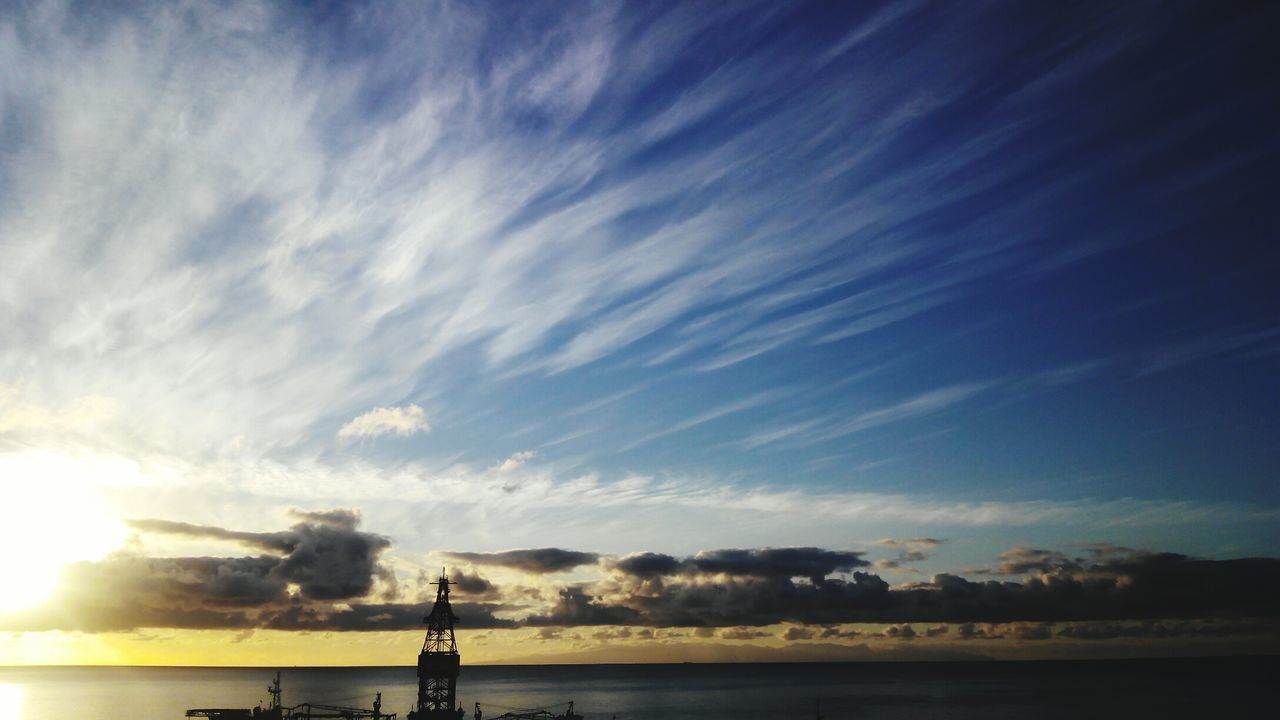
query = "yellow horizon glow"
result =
(4, 625, 1261, 668)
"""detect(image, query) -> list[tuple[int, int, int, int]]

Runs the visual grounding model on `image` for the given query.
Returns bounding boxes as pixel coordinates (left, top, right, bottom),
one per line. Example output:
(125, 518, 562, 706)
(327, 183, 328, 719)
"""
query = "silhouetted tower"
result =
(408, 573, 461, 720)
(268, 672, 282, 712)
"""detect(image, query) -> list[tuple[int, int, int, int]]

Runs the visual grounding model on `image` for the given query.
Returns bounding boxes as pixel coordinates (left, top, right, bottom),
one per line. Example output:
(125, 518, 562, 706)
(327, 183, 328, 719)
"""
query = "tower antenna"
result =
(407, 572, 461, 720)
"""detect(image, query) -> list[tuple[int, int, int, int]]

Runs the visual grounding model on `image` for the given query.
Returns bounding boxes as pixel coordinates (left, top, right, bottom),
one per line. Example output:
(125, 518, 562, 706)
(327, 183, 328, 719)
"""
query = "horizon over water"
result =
(2, 658, 1275, 720)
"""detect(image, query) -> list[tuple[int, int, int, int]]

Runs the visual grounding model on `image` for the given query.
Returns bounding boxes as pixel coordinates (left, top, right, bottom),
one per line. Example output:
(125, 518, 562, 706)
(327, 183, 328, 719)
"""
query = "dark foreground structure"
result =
(408, 575, 461, 720)
(185, 671, 392, 719)
(183, 666, 386, 717)
(408, 574, 581, 720)
(185, 573, 581, 720)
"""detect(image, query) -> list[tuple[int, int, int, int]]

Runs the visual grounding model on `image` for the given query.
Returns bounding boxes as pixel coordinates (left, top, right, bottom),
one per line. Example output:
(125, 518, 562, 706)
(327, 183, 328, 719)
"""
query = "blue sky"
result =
(0, 0, 1277, 596)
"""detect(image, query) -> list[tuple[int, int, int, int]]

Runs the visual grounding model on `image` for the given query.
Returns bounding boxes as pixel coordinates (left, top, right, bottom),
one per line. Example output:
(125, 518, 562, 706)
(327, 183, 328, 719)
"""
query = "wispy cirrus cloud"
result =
(1138, 328, 1280, 376)
(3, 0, 1277, 599)
(0, 0, 1188, 462)
(621, 391, 780, 451)
(744, 382, 992, 450)
(82, 447, 1280, 564)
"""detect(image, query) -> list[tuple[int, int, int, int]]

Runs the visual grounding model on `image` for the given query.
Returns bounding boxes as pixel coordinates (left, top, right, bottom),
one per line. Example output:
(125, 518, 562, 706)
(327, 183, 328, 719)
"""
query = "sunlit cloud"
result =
(337, 405, 431, 442)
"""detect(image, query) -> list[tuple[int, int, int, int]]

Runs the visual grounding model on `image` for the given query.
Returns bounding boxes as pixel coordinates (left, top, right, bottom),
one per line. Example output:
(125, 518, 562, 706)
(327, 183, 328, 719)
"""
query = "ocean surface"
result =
(0, 658, 1274, 720)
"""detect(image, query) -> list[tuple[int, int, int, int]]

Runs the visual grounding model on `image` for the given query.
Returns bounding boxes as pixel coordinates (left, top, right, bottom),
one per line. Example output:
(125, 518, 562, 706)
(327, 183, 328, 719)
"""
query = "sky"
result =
(0, 0, 1278, 665)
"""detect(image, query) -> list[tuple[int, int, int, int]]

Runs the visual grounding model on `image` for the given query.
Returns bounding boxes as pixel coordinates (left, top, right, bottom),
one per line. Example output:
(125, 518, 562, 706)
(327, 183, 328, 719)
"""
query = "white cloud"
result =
(337, 405, 430, 442)
(497, 451, 535, 473)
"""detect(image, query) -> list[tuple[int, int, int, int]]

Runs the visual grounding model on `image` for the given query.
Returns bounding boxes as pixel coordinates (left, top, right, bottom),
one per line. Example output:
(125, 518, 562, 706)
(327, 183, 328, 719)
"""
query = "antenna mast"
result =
(408, 572, 461, 720)
(268, 672, 282, 711)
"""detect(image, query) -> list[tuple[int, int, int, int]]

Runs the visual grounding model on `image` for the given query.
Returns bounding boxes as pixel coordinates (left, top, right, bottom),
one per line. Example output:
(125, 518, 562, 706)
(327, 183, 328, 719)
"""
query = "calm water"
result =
(0, 658, 1274, 720)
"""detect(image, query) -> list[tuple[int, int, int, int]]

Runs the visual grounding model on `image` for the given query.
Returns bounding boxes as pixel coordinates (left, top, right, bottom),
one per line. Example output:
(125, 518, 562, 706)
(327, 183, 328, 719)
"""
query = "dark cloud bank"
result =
(2, 511, 514, 633)
(544, 548, 1280, 629)
(441, 548, 600, 574)
(4, 515, 1278, 639)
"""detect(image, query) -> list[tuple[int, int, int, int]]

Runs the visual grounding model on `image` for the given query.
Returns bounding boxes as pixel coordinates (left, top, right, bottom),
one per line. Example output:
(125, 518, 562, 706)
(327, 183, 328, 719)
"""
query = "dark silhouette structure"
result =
(475, 702, 580, 720)
(186, 672, 286, 720)
(184, 572, 576, 720)
(186, 672, 393, 719)
(269, 673, 282, 716)
(408, 573, 462, 720)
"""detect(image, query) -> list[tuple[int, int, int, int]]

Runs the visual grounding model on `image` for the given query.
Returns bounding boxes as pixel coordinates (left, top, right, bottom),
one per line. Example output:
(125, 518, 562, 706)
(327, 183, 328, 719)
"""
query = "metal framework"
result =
(408, 573, 461, 720)
(476, 701, 580, 720)
(288, 694, 394, 720)
(186, 674, 393, 720)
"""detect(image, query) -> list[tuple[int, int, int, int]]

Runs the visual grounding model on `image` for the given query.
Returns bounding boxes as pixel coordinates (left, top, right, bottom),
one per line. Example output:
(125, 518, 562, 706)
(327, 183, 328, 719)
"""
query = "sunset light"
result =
(0, 454, 127, 614)
(0, 685, 22, 720)
(1, 0, 1277, 717)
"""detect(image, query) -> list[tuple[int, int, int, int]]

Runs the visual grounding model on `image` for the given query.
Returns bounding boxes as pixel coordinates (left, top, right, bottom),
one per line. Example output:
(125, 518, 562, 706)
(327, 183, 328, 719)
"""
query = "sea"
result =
(0, 658, 1274, 720)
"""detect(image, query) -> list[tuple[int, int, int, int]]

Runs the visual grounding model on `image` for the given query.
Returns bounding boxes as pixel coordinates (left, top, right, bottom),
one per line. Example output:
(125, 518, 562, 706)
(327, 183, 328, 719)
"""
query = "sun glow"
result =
(0, 453, 129, 615)
(0, 684, 22, 720)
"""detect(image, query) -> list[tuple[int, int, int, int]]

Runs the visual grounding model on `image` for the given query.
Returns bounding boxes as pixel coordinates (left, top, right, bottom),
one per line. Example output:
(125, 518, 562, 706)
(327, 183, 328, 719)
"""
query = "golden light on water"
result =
(0, 453, 128, 614)
(0, 684, 20, 720)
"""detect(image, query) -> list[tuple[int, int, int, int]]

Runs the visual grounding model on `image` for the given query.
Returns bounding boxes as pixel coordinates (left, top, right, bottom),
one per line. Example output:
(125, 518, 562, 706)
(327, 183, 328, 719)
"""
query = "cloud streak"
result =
(441, 548, 601, 574)
(3, 0, 1247, 466)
